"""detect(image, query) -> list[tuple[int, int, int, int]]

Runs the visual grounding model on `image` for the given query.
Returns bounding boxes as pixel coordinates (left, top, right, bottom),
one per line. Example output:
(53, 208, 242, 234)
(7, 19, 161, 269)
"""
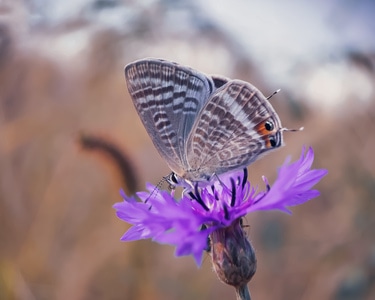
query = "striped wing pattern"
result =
(186, 81, 282, 180)
(125, 58, 283, 182)
(125, 59, 215, 175)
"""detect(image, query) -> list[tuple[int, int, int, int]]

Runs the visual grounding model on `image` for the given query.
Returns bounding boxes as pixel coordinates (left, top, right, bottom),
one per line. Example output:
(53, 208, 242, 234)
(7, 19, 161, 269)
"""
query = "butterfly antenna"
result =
(266, 89, 281, 100)
(280, 126, 304, 132)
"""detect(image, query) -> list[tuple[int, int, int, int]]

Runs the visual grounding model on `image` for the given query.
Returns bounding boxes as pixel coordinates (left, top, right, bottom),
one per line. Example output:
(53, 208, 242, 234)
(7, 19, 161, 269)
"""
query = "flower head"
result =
(210, 218, 257, 287)
(113, 146, 327, 266)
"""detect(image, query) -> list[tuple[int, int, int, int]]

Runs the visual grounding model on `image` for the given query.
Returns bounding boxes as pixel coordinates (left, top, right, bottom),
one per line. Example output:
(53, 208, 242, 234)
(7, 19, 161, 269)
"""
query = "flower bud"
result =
(210, 218, 257, 287)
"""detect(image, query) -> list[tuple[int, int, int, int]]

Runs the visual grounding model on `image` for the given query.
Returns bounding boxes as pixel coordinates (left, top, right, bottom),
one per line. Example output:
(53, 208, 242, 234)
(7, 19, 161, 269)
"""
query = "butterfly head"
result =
(165, 172, 194, 190)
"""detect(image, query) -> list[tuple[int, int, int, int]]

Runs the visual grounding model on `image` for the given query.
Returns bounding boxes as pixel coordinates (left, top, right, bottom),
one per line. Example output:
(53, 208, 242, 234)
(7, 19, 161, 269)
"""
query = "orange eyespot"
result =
(255, 120, 275, 136)
(255, 120, 279, 148)
(262, 135, 277, 148)
(269, 136, 277, 147)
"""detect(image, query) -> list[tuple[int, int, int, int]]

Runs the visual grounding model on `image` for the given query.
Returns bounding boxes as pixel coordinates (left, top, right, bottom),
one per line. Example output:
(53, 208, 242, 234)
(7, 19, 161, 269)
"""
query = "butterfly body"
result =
(125, 58, 283, 185)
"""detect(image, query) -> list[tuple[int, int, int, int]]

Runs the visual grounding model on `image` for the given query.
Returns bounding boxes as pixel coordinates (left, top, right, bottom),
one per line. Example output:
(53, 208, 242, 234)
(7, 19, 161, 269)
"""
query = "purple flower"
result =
(113, 147, 327, 266)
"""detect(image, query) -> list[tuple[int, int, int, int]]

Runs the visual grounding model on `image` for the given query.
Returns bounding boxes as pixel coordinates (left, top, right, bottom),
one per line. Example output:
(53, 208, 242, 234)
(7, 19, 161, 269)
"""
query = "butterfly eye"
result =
(166, 172, 179, 185)
(269, 136, 277, 147)
(265, 120, 274, 131)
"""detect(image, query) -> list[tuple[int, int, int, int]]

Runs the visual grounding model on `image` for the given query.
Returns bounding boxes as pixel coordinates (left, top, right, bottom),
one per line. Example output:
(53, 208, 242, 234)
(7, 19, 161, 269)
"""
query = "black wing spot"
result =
(269, 136, 277, 147)
(265, 120, 274, 131)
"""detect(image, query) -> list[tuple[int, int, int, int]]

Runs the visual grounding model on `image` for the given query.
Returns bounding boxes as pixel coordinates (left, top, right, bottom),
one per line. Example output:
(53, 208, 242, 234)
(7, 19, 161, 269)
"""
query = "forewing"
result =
(186, 80, 283, 177)
(125, 58, 215, 175)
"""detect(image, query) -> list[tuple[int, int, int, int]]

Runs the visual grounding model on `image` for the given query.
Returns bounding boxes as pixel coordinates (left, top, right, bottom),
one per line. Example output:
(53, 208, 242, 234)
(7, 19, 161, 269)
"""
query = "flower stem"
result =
(235, 284, 251, 300)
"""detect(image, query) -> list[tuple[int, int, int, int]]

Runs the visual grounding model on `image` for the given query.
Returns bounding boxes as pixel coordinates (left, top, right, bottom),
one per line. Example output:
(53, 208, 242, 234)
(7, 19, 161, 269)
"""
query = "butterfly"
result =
(125, 58, 289, 188)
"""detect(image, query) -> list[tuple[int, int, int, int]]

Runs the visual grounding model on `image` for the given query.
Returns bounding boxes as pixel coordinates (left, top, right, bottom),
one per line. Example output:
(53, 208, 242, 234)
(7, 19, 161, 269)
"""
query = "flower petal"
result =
(246, 147, 327, 213)
(114, 146, 327, 266)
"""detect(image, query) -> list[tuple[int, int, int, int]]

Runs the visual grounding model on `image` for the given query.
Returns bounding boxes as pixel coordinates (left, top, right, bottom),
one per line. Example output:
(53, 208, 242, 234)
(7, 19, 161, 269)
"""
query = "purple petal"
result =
(114, 146, 328, 266)
(246, 147, 327, 213)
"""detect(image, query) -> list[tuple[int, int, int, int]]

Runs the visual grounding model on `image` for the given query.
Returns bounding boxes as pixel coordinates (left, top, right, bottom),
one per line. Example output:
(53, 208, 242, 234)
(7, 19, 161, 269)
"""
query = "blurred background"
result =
(1, 0, 375, 299)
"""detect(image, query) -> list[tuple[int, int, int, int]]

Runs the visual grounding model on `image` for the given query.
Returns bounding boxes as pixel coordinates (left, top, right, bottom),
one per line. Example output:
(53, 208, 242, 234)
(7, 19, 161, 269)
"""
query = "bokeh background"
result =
(1, 0, 375, 299)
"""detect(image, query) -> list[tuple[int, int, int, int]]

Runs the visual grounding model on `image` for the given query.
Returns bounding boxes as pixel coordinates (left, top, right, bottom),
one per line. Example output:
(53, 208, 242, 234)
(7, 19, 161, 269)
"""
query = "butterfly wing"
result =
(125, 58, 215, 175)
(186, 80, 283, 179)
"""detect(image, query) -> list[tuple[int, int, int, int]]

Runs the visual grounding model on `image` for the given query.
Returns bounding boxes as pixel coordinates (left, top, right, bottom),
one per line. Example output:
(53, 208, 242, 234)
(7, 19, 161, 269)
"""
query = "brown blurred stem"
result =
(235, 285, 251, 300)
(79, 134, 138, 194)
